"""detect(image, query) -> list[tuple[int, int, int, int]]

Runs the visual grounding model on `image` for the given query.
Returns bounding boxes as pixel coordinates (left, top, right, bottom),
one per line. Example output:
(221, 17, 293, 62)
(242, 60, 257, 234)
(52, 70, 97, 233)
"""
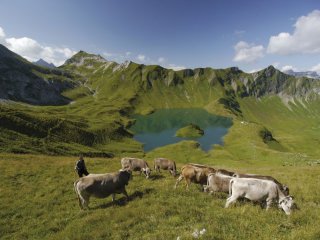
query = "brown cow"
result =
(233, 172, 289, 196)
(154, 158, 177, 176)
(174, 164, 215, 190)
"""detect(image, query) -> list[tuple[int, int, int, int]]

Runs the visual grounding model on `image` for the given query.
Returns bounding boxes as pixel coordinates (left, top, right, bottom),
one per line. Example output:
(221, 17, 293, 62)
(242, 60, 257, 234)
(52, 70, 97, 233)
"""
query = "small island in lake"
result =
(175, 123, 204, 138)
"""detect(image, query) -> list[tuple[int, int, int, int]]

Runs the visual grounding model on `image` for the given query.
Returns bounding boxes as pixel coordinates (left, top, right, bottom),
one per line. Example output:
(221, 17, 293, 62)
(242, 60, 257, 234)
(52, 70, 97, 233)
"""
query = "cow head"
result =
(119, 168, 133, 183)
(279, 196, 295, 215)
(170, 169, 178, 177)
(142, 167, 151, 179)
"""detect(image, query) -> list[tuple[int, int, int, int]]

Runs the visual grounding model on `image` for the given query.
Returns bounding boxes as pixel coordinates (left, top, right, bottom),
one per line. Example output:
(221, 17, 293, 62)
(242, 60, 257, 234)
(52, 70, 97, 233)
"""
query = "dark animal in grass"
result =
(74, 155, 89, 177)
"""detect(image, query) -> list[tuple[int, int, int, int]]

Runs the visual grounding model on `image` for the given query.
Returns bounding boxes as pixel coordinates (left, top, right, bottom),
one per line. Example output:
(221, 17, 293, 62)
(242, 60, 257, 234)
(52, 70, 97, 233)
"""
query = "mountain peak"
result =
(63, 50, 107, 66)
(33, 58, 56, 68)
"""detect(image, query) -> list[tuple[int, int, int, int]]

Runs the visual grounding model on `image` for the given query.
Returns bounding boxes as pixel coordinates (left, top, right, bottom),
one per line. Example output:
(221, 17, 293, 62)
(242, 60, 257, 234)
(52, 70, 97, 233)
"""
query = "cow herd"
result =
(74, 157, 297, 215)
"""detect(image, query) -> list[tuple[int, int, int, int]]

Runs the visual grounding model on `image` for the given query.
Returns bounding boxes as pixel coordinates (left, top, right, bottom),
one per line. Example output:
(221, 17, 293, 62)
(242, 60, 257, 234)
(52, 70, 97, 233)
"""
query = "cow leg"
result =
(225, 195, 238, 208)
(185, 178, 191, 190)
(266, 198, 273, 210)
(122, 188, 129, 200)
(81, 195, 90, 210)
(174, 175, 184, 189)
(112, 193, 116, 202)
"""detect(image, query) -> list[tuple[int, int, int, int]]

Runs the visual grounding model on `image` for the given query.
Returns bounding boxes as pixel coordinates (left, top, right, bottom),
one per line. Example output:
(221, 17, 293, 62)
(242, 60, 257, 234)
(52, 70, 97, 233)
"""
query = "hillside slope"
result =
(1, 48, 320, 159)
(0, 44, 79, 105)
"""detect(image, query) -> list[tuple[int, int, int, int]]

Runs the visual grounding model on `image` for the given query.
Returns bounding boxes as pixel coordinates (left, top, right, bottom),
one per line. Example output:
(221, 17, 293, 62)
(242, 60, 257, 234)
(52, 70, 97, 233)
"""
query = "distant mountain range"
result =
(283, 69, 320, 79)
(1, 43, 320, 155)
(1, 42, 320, 107)
(33, 58, 56, 68)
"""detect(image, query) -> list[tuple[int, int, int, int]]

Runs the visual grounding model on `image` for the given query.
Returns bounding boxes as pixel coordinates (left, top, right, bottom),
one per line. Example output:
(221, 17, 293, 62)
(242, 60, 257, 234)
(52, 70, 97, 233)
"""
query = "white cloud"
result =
(0, 26, 76, 66)
(137, 54, 146, 62)
(233, 41, 264, 63)
(125, 51, 131, 56)
(281, 65, 297, 72)
(167, 64, 186, 71)
(267, 10, 320, 55)
(310, 63, 320, 74)
(0, 27, 5, 39)
(234, 30, 246, 36)
(158, 57, 165, 63)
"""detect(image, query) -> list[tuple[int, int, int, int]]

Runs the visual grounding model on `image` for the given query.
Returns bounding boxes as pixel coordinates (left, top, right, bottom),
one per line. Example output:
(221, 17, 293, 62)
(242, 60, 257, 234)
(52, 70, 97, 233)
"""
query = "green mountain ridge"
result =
(0, 45, 320, 158)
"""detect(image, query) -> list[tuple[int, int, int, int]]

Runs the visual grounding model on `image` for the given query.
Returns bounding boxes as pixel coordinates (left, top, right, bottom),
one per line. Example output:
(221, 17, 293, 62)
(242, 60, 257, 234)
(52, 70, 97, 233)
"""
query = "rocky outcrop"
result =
(0, 44, 77, 105)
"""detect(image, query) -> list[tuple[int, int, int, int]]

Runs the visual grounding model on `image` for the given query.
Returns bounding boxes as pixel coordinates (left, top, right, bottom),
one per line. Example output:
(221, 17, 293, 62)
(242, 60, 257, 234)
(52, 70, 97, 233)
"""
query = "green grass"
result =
(1, 153, 319, 240)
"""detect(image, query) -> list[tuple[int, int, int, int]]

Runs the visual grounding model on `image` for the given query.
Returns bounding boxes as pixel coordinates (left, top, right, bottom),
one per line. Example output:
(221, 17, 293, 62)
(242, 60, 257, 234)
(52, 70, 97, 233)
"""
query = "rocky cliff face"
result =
(0, 44, 77, 105)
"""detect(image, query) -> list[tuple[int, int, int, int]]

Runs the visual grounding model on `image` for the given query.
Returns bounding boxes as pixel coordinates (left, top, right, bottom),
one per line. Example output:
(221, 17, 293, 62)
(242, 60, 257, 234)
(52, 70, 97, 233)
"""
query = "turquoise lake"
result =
(130, 108, 232, 152)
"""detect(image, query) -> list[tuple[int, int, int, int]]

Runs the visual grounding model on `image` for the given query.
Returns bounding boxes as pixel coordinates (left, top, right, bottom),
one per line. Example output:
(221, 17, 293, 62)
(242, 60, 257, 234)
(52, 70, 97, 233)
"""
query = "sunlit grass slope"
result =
(1, 154, 319, 240)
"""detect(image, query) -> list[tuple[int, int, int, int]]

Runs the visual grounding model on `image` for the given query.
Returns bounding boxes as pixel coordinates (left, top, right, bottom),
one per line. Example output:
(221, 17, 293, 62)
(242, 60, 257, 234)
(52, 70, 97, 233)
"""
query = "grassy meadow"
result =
(1, 144, 320, 239)
(2, 55, 320, 239)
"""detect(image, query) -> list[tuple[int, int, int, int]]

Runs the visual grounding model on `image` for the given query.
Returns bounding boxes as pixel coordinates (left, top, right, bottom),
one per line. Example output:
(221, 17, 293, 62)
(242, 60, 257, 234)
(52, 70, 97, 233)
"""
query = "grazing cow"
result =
(203, 172, 232, 194)
(154, 158, 177, 176)
(216, 169, 235, 177)
(225, 178, 295, 215)
(121, 157, 151, 179)
(233, 172, 289, 196)
(187, 163, 212, 168)
(74, 169, 132, 210)
(174, 164, 215, 190)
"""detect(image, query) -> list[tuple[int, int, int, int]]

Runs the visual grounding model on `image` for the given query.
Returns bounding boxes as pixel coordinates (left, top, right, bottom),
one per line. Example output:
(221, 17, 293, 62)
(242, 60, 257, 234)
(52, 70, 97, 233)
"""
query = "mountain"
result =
(283, 69, 320, 79)
(33, 58, 56, 68)
(1, 48, 320, 156)
(0, 44, 78, 105)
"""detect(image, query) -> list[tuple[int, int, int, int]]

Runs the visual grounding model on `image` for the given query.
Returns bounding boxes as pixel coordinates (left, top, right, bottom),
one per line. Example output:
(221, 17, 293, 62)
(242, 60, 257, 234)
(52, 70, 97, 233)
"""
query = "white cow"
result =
(203, 172, 233, 194)
(225, 178, 295, 215)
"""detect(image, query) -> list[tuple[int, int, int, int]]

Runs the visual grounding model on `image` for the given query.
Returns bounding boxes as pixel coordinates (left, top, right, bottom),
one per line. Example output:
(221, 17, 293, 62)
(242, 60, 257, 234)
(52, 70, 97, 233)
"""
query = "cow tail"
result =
(173, 161, 177, 173)
(229, 179, 234, 197)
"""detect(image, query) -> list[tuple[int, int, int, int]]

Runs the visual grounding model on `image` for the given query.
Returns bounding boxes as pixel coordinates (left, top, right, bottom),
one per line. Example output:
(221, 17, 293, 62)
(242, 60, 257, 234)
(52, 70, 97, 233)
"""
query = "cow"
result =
(203, 172, 233, 194)
(154, 158, 177, 176)
(74, 169, 132, 210)
(174, 164, 215, 190)
(216, 169, 235, 177)
(225, 178, 295, 215)
(121, 157, 151, 179)
(233, 172, 289, 196)
(187, 163, 212, 168)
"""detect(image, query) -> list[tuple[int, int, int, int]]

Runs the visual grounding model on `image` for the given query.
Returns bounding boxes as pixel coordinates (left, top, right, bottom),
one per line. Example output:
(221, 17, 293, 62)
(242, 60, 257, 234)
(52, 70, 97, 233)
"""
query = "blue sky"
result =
(0, 0, 319, 73)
